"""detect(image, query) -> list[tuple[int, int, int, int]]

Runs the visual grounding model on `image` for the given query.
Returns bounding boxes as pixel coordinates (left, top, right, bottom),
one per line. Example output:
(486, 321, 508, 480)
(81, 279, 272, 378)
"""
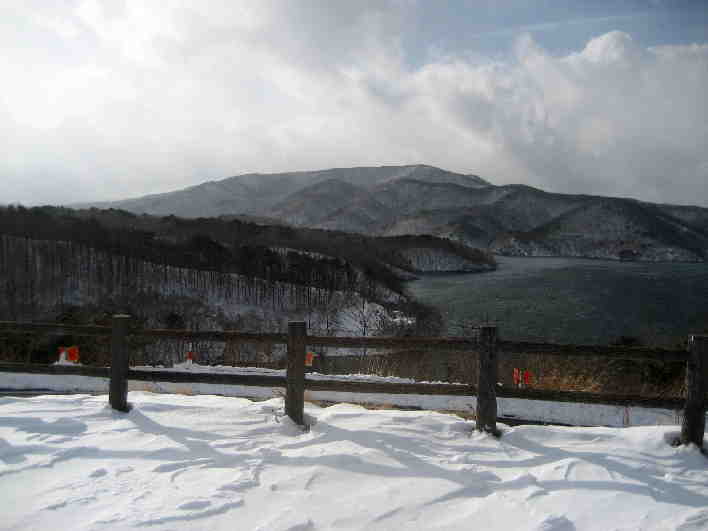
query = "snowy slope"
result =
(78, 165, 491, 218)
(492, 199, 708, 262)
(1, 392, 706, 531)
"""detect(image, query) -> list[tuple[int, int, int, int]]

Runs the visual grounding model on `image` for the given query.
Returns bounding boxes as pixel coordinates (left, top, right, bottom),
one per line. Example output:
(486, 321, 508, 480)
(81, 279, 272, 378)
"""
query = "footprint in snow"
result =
(43, 501, 68, 511)
(676, 509, 708, 531)
(218, 476, 259, 492)
(258, 447, 282, 458)
(178, 500, 211, 511)
(217, 462, 263, 493)
(534, 515, 575, 531)
(115, 465, 134, 475)
(253, 510, 314, 531)
(152, 458, 212, 473)
(42, 495, 97, 511)
(135, 500, 243, 526)
(89, 468, 108, 478)
(92, 513, 127, 525)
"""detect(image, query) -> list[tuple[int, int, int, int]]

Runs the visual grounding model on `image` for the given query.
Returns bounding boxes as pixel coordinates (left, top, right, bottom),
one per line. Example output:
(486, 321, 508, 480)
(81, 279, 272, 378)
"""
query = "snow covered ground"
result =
(0, 367, 694, 427)
(1, 392, 706, 531)
(132, 362, 424, 384)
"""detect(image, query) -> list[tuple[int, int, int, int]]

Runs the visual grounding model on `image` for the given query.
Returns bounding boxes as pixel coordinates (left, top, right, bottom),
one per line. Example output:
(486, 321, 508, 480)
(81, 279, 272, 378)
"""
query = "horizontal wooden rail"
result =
(0, 321, 112, 337)
(0, 321, 689, 362)
(499, 340, 687, 363)
(0, 362, 694, 411)
(496, 386, 685, 410)
(0, 322, 288, 344)
(304, 378, 472, 396)
(305, 335, 478, 350)
(0, 322, 478, 350)
(135, 328, 288, 344)
(0, 362, 111, 378)
(128, 368, 286, 388)
(0, 362, 286, 388)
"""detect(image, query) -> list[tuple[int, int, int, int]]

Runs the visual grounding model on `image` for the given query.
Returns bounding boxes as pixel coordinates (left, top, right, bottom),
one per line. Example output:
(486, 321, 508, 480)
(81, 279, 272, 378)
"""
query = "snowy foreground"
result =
(1, 392, 707, 531)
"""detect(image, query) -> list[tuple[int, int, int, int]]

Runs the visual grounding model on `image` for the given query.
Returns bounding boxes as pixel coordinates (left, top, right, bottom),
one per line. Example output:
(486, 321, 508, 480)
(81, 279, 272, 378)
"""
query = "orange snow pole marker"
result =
(58, 346, 80, 363)
(67, 346, 79, 363)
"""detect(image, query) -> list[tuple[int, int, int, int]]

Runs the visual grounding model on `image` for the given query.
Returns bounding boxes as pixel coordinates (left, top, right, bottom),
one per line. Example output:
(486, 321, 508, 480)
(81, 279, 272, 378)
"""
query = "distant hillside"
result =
(80, 165, 490, 219)
(269, 179, 387, 230)
(1, 206, 497, 349)
(77, 164, 708, 262)
(0, 205, 495, 302)
(492, 198, 708, 262)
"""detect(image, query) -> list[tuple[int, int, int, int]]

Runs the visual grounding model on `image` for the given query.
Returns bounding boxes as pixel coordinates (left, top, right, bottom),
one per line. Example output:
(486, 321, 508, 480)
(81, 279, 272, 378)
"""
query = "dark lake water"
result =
(407, 256, 708, 347)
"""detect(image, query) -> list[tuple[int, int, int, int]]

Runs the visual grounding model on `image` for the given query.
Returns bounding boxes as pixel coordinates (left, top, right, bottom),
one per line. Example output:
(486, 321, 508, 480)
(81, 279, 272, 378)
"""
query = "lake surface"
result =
(407, 256, 708, 347)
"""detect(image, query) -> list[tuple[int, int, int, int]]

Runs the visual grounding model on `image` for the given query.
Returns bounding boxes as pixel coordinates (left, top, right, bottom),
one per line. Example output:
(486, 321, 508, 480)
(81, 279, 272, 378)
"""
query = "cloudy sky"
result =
(2, 0, 707, 206)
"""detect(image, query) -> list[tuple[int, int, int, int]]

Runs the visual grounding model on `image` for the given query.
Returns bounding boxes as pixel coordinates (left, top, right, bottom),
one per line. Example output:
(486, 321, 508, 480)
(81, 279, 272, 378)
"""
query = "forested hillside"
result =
(0, 206, 493, 292)
(0, 206, 491, 362)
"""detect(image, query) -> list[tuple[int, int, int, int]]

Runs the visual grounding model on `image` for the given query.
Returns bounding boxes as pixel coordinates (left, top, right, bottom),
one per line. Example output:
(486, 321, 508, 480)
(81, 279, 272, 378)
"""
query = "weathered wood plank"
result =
(109, 315, 131, 412)
(0, 321, 688, 364)
(0, 362, 691, 409)
(306, 335, 479, 350)
(0, 362, 111, 378)
(477, 326, 499, 435)
(303, 379, 472, 396)
(496, 386, 684, 410)
(127, 369, 286, 387)
(681, 335, 707, 447)
(286, 322, 307, 425)
(0, 321, 111, 337)
(135, 328, 288, 344)
(499, 340, 687, 363)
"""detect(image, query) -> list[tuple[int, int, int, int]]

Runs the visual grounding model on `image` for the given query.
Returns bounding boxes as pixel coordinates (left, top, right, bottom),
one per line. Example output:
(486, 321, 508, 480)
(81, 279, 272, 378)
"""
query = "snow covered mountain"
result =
(82, 165, 490, 219)
(80, 165, 708, 262)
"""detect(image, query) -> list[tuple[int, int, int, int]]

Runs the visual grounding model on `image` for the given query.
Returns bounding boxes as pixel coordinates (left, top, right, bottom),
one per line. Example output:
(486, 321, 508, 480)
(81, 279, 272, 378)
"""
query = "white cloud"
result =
(1, 2, 706, 207)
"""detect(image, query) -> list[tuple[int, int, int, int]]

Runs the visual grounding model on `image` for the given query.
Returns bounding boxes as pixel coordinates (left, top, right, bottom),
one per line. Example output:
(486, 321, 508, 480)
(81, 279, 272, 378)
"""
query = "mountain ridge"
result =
(76, 164, 708, 263)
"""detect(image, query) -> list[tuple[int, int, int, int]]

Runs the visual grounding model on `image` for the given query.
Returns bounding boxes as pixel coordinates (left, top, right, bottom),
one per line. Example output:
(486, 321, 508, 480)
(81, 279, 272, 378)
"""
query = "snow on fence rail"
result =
(0, 361, 689, 408)
(0, 317, 705, 446)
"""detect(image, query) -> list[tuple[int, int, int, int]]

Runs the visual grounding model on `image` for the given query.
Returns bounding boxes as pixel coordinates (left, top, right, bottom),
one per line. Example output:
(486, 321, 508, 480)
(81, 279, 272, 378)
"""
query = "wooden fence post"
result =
(681, 334, 706, 448)
(109, 314, 131, 412)
(286, 321, 307, 425)
(476, 325, 499, 435)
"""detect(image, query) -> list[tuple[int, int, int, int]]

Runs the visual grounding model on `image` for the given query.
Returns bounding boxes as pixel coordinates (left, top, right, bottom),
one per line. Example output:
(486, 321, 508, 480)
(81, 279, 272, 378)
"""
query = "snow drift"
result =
(1, 392, 706, 530)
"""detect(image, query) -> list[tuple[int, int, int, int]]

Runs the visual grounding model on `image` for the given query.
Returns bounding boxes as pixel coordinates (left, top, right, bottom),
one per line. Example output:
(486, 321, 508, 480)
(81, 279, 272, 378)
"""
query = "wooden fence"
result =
(0, 317, 705, 447)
